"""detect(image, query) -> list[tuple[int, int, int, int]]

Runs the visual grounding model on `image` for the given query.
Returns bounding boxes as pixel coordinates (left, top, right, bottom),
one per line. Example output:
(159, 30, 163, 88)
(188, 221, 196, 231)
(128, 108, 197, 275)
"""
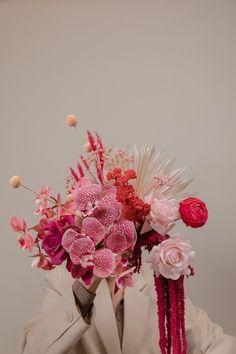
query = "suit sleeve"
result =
(185, 298, 236, 353)
(21, 274, 95, 354)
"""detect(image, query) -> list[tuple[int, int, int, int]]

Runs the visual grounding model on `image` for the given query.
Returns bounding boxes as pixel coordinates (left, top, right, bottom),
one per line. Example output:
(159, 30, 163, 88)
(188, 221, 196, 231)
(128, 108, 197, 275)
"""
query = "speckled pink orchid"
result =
(62, 227, 116, 277)
(92, 186, 121, 226)
(81, 217, 105, 244)
(92, 248, 116, 277)
(74, 183, 122, 226)
(74, 183, 102, 212)
(62, 228, 95, 264)
(105, 220, 137, 253)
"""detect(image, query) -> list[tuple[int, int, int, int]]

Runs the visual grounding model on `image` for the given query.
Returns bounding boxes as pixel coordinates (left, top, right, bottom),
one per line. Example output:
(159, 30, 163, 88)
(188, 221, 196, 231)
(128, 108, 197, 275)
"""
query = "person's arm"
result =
(21, 273, 101, 354)
(185, 298, 236, 353)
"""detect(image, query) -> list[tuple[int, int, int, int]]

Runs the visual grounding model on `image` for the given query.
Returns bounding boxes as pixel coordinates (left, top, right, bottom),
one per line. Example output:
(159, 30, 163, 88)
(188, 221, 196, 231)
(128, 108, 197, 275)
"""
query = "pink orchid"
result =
(62, 227, 116, 278)
(74, 183, 102, 212)
(93, 248, 116, 277)
(81, 217, 105, 244)
(62, 228, 96, 265)
(10, 216, 34, 252)
(61, 228, 81, 252)
(114, 258, 135, 288)
(10, 216, 24, 232)
(31, 254, 53, 270)
(17, 232, 34, 252)
(116, 267, 135, 288)
(35, 186, 51, 215)
(90, 186, 121, 226)
(105, 220, 137, 253)
(69, 237, 95, 264)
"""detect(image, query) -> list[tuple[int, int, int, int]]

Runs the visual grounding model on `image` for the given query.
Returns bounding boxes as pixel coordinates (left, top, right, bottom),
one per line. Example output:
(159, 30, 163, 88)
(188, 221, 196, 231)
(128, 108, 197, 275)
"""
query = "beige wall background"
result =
(1, 0, 236, 353)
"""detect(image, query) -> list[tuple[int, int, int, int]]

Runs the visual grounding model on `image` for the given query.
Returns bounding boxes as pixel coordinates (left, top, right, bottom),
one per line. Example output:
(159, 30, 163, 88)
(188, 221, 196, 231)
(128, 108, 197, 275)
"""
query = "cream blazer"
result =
(21, 263, 236, 354)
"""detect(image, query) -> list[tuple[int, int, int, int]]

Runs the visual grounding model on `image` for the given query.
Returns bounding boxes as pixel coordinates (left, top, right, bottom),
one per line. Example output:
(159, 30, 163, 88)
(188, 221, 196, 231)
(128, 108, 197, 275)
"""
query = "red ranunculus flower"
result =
(179, 197, 208, 228)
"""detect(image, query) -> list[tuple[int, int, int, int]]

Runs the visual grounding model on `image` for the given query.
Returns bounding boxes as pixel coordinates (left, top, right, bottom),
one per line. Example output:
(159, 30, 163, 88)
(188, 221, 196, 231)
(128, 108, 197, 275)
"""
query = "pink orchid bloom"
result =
(17, 231, 34, 252)
(62, 228, 115, 278)
(113, 257, 135, 288)
(81, 217, 105, 244)
(116, 267, 135, 289)
(10, 216, 34, 252)
(10, 216, 24, 232)
(31, 254, 53, 270)
(69, 237, 95, 264)
(74, 183, 102, 212)
(105, 220, 137, 253)
(93, 248, 116, 278)
(35, 186, 51, 215)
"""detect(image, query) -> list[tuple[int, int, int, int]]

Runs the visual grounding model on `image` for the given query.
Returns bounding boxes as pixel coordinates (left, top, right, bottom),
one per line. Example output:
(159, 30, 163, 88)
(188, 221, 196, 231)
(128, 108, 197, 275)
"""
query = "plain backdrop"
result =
(0, 1, 236, 353)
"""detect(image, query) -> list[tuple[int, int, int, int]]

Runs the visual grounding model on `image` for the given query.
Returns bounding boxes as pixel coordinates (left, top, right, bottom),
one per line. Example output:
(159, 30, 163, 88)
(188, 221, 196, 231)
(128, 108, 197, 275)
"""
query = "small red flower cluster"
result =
(107, 168, 150, 223)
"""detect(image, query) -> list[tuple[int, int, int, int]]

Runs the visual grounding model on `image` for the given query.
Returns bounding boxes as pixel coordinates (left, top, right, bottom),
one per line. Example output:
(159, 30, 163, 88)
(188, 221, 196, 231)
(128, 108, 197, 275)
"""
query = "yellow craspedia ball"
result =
(9, 175, 22, 188)
(66, 114, 78, 127)
(66, 193, 75, 203)
(84, 142, 92, 153)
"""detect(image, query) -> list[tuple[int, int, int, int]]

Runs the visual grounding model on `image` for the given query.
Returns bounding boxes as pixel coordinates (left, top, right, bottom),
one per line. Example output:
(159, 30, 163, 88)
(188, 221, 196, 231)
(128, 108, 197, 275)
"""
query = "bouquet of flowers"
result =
(9, 114, 208, 354)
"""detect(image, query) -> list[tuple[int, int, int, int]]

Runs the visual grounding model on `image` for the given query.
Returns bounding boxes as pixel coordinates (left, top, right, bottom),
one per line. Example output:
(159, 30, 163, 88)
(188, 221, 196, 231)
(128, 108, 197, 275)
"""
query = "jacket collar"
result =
(53, 265, 150, 354)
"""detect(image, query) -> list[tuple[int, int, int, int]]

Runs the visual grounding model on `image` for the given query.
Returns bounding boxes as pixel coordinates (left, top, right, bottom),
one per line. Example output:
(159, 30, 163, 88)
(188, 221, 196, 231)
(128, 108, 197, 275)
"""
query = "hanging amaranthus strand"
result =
(154, 274, 168, 354)
(139, 230, 189, 354)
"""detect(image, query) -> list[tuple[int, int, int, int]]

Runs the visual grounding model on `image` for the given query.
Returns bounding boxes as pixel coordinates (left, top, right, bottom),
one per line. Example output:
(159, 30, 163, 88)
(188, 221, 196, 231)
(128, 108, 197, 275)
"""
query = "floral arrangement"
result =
(9, 114, 208, 354)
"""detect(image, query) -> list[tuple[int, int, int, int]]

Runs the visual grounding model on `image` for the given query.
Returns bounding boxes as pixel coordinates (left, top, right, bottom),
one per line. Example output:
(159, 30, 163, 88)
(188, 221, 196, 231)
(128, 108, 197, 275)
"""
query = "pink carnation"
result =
(146, 234, 195, 280)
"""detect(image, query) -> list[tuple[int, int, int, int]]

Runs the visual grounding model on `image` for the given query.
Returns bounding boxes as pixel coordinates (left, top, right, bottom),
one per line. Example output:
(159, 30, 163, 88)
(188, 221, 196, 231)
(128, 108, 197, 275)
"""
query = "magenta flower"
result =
(42, 216, 74, 265)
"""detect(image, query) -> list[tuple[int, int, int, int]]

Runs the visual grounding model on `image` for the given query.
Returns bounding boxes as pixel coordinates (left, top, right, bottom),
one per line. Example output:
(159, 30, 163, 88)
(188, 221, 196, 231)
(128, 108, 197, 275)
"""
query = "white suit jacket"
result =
(21, 263, 236, 354)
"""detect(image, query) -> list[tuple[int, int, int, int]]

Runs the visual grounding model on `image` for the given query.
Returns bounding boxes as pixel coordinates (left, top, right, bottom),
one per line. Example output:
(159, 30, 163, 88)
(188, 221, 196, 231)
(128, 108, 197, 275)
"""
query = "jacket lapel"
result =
(55, 265, 150, 354)
(94, 278, 122, 354)
(121, 272, 150, 354)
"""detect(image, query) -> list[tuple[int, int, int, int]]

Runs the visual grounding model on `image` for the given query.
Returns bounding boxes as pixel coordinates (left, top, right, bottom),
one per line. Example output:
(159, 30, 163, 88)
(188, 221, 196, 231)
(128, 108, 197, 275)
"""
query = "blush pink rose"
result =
(145, 191, 178, 236)
(146, 234, 195, 280)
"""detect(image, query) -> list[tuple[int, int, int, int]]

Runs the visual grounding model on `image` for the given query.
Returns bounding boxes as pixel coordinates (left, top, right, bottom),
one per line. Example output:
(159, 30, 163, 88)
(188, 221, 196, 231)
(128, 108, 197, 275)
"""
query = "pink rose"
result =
(145, 191, 178, 236)
(146, 234, 195, 280)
